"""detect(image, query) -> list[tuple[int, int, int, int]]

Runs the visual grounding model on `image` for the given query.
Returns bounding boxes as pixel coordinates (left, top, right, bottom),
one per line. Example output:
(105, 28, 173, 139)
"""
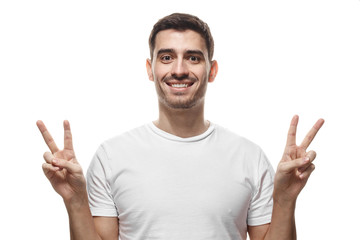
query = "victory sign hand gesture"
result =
(37, 120, 86, 203)
(274, 115, 325, 204)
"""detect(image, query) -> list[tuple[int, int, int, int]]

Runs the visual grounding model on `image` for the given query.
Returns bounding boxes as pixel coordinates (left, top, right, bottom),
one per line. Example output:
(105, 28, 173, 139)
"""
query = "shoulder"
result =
(100, 123, 149, 149)
(212, 123, 271, 170)
(213, 123, 263, 153)
(94, 123, 159, 161)
(89, 124, 151, 167)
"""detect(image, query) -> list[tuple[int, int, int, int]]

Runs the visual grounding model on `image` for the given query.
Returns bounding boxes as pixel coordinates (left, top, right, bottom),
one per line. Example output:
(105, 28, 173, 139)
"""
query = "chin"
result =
(160, 98, 198, 110)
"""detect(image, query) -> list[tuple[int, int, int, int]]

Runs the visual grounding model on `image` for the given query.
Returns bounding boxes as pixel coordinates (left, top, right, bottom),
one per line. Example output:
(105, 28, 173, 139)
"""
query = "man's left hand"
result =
(273, 115, 325, 205)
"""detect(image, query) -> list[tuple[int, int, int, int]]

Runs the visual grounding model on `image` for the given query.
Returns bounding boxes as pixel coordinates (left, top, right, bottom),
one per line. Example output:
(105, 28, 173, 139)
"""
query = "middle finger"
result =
(299, 119, 325, 150)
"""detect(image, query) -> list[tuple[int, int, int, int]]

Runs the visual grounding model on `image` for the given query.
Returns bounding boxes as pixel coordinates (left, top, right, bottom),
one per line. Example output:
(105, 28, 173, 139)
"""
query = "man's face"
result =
(146, 29, 217, 109)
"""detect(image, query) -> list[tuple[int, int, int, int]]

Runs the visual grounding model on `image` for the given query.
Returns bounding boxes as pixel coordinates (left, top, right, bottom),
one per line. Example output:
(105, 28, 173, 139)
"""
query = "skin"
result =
(37, 29, 324, 240)
(262, 115, 324, 240)
(37, 120, 118, 240)
(146, 29, 218, 138)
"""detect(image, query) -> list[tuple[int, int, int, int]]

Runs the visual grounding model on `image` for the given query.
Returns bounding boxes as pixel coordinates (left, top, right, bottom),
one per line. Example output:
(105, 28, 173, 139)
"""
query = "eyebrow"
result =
(157, 48, 175, 56)
(185, 50, 205, 58)
(156, 48, 205, 58)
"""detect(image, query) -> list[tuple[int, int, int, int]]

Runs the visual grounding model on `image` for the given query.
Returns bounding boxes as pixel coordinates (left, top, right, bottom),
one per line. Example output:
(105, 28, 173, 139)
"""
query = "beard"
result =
(159, 92, 198, 109)
(154, 75, 207, 109)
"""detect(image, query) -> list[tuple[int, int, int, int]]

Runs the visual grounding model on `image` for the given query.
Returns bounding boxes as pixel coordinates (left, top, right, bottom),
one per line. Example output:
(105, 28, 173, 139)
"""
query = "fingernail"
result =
(304, 157, 310, 162)
(52, 158, 58, 164)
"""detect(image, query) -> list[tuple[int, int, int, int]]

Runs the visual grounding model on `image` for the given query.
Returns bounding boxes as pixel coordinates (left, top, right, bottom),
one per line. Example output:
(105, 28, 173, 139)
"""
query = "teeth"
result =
(171, 84, 188, 88)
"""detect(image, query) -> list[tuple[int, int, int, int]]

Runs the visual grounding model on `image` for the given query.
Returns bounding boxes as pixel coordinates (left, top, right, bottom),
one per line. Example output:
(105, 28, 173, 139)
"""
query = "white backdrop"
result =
(1, 0, 359, 239)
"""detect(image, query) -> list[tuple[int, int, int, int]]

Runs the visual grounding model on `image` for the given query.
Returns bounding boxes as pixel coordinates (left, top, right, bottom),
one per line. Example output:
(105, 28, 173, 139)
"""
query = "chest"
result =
(108, 146, 255, 224)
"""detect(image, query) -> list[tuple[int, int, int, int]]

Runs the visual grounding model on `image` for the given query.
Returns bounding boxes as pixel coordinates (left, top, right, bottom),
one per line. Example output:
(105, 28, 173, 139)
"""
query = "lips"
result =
(165, 81, 195, 88)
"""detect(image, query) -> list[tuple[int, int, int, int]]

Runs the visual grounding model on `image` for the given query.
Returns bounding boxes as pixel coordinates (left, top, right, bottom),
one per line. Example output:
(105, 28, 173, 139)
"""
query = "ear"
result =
(146, 58, 154, 82)
(208, 60, 218, 83)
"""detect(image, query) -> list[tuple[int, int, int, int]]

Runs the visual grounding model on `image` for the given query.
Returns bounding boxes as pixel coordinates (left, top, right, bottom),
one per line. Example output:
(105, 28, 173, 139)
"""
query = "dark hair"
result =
(148, 13, 214, 61)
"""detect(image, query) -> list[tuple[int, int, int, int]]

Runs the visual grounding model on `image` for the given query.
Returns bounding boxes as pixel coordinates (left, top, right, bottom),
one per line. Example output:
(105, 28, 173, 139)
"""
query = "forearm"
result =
(264, 200, 296, 240)
(64, 195, 102, 240)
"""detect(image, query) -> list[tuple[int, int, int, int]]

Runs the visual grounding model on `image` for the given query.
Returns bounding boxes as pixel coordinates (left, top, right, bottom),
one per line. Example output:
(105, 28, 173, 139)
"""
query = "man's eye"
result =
(161, 55, 172, 61)
(189, 56, 200, 62)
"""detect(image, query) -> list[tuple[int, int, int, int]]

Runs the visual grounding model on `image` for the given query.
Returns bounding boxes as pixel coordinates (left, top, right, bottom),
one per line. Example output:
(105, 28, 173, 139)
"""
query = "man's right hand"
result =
(37, 120, 87, 204)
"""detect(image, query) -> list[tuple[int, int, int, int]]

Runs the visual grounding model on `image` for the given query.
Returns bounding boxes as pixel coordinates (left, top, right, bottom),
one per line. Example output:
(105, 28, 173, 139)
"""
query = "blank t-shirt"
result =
(87, 121, 274, 240)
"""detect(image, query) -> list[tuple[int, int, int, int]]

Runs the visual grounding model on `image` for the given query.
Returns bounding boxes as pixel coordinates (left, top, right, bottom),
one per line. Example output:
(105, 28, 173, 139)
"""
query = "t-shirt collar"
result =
(147, 121, 215, 142)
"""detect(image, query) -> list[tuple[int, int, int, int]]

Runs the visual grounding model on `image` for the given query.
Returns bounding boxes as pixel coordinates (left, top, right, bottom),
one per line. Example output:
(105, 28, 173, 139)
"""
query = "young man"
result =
(37, 13, 324, 240)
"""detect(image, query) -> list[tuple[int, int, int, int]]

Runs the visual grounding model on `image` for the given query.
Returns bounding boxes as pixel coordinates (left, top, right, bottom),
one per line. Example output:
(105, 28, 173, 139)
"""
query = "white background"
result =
(1, 0, 359, 239)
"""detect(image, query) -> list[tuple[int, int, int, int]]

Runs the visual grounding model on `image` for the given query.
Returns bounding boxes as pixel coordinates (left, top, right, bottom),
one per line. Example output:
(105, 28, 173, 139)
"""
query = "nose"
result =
(171, 58, 189, 79)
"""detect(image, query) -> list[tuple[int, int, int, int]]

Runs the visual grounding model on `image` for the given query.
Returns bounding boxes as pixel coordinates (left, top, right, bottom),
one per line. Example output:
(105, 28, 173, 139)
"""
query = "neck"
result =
(153, 100, 209, 138)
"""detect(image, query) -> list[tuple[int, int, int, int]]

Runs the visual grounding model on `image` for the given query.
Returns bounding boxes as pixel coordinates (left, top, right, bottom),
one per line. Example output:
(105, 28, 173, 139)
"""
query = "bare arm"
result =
(67, 201, 119, 240)
(248, 201, 296, 240)
(37, 120, 118, 240)
(94, 217, 119, 240)
(248, 224, 270, 240)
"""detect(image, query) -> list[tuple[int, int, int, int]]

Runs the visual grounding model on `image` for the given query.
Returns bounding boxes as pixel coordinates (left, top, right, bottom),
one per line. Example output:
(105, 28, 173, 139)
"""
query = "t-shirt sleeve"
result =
(247, 149, 275, 226)
(86, 144, 118, 217)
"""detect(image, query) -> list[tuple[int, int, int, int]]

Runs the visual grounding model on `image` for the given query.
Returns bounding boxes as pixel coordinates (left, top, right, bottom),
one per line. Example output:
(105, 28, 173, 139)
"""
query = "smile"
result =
(166, 82, 195, 88)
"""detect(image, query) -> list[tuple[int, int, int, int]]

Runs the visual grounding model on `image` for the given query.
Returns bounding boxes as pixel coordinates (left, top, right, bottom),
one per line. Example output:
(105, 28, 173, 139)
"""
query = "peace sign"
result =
(37, 120, 86, 203)
(273, 115, 325, 204)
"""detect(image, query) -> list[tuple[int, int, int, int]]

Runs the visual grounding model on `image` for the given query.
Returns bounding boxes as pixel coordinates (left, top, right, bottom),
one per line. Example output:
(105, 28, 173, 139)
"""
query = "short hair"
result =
(148, 13, 214, 61)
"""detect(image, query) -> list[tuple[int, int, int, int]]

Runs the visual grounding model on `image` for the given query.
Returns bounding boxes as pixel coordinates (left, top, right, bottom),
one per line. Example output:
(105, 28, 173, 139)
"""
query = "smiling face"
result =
(146, 29, 217, 109)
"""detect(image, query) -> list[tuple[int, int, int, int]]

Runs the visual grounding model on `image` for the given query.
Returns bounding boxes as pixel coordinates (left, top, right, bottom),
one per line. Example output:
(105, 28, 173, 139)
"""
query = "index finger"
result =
(299, 118, 325, 150)
(36, 120, 59, 154)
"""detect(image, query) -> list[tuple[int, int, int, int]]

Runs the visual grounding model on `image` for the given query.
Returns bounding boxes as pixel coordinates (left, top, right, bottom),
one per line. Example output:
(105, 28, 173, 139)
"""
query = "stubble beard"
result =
(155, 77, 207, 110)
(160, 93, 197, 109)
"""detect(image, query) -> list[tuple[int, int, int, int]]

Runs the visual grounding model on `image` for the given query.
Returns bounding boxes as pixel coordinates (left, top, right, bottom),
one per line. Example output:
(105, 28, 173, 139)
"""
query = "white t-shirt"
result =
(87, 121, 274, 240)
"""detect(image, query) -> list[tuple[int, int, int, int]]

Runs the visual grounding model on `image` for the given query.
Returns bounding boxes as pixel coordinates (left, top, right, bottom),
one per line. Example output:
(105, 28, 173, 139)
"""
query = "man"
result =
(37, 13, 324, 240)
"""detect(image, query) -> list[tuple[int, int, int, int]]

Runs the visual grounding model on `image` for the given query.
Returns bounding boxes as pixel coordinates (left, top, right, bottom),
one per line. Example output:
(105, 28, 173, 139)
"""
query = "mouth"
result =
(165, 82, 195, 89)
